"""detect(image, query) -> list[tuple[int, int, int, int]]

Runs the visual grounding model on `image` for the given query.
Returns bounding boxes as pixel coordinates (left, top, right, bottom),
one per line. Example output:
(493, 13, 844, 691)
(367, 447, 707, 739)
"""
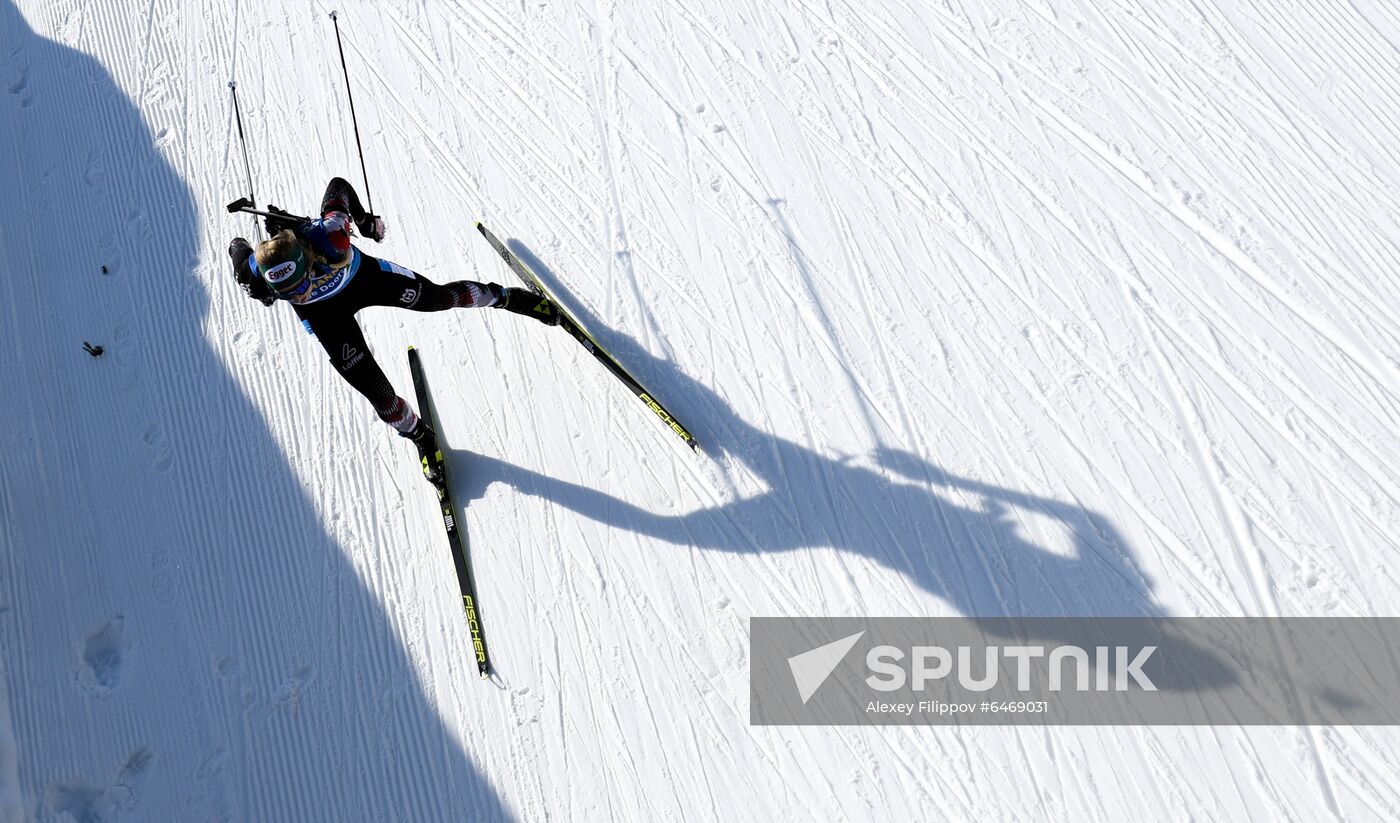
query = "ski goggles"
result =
(262, 244, 310, 296)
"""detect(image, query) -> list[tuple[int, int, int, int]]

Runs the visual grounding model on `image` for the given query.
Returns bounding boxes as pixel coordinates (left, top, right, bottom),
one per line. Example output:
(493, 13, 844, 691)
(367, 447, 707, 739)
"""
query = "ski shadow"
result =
(456, 239, 1234, 692)
(0, 5, 506, 820)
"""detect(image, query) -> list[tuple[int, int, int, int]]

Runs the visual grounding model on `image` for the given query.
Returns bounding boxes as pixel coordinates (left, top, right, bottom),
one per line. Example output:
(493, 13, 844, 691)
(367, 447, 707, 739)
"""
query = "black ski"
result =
(407, 346, 492, 679)
(475, 222, 700, 453)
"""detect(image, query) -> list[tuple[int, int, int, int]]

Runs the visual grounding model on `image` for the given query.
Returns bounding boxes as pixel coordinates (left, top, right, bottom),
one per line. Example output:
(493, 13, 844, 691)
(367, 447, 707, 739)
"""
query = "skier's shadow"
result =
(0, 5, 506, 820)
(454, 240, 1234, 692)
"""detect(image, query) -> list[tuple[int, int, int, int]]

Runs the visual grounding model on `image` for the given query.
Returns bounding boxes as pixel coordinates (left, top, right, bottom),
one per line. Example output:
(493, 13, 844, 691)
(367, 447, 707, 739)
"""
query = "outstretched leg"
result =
(298, 309, 444, 484)
(359, 253, 559, 324)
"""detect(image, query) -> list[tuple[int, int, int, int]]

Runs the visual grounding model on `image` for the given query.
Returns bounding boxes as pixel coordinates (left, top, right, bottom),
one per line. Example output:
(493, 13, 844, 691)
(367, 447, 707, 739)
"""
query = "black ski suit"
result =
(229, 178, 555, 434)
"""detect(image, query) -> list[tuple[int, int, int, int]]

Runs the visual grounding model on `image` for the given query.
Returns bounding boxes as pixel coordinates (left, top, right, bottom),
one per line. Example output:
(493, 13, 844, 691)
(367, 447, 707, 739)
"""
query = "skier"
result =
(227, 177, 558, 485)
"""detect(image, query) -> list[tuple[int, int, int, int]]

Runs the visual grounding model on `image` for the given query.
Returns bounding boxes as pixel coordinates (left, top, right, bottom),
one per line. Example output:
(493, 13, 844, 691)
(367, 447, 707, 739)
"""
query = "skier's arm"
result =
(321, 176, 385, 241)
(320, 176, 364, 219)
(303, 213, 355, 269)
(228, 238, 275, 306)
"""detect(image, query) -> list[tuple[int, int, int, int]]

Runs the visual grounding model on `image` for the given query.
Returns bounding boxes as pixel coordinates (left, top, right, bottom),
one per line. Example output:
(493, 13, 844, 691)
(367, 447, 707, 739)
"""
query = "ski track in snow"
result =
(3, 0, 1400, 820)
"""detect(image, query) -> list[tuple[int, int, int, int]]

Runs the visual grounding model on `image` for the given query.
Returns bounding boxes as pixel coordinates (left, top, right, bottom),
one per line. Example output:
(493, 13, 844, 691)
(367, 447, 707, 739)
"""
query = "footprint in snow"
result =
(78, 616, 127, 696)
(6, 65, 33, 107)
(45, 747, 153, 822)
(273, 665, 314, 711)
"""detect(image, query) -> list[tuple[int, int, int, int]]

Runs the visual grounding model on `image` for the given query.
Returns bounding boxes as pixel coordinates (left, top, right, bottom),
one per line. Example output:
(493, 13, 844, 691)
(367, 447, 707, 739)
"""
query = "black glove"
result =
(245, 278, 276, 306)
(229, 237, 276, 306)
(264, 205, 302, 237)
(355, 213, 386, 242)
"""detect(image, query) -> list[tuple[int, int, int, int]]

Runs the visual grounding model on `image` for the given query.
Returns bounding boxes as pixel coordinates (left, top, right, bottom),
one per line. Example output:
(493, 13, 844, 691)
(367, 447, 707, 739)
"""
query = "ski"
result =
(407, 346, 492, 679)
(475, 222, 700, 453)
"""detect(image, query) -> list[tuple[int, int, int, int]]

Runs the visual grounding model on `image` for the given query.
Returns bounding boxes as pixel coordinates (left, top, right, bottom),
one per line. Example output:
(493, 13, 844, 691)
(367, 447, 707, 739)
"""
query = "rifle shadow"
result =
(0, 5, 507, 820)
(454, 239, 1233, 692)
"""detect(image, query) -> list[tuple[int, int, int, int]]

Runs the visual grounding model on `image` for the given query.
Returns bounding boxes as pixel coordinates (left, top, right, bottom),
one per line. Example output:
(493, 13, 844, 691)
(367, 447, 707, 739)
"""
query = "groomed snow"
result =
(3, 0, 1399, 820)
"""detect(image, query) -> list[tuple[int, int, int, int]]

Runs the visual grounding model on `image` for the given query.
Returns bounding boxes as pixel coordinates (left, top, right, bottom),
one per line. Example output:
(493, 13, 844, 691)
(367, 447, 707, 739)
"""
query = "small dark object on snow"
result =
(83, 342, 104, 357)
(101, 265, 109, 274)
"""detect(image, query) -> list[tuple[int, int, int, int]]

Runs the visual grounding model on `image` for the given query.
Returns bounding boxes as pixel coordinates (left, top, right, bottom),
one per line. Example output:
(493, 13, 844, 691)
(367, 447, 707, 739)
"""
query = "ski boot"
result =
(492, 284, 561, 326)
(403, 420, 445, 487)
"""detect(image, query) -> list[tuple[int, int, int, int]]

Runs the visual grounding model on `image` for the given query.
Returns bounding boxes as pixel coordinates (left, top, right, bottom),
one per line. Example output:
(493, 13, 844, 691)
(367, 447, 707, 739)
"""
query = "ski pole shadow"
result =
(485, 240, 1233, 692)
(0, 5, 507, 820)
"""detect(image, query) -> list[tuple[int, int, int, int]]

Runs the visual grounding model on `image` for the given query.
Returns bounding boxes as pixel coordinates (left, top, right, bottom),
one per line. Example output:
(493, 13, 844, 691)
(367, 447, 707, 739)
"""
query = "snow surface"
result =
(3, 0, 1400, 820)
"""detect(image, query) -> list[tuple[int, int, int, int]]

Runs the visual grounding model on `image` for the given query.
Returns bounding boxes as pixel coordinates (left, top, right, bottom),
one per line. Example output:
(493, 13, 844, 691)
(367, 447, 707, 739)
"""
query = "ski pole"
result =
(227, 80, 262, 241)
(328, 11, 374, 214)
